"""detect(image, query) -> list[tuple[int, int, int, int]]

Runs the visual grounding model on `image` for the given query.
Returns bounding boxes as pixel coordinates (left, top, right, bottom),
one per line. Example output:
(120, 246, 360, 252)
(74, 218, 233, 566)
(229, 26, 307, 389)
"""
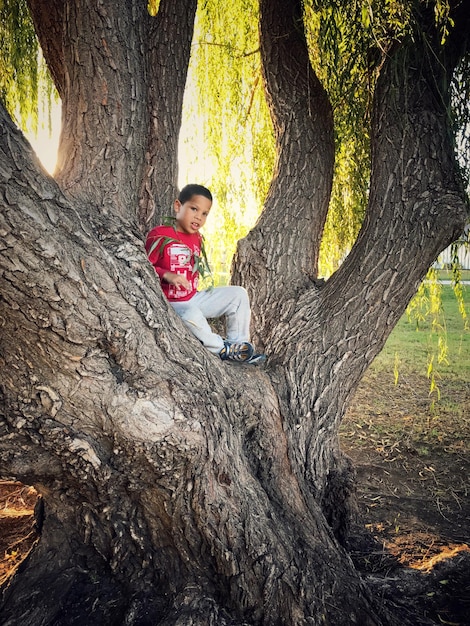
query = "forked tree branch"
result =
(137, 0, 198, 228)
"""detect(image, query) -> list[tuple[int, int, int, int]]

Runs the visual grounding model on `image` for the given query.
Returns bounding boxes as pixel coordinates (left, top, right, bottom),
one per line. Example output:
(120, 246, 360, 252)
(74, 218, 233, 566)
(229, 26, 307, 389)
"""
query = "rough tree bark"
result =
(233, 0, 469, 535)
(27, 0, 197, 223)
(0, 0, 469, 625)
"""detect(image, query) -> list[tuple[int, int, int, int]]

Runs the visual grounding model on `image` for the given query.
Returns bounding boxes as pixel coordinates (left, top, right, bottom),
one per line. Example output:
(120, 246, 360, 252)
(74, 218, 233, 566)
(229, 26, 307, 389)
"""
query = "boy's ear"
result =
(173, 200, 181, 214)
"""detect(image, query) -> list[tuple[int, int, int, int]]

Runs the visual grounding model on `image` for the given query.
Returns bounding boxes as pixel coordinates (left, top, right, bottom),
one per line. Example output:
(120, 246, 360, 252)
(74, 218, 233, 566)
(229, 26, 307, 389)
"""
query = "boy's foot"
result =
(219, 341, 254, 362)
(219, 342, 266, 365)
(246, 352, 267, 365)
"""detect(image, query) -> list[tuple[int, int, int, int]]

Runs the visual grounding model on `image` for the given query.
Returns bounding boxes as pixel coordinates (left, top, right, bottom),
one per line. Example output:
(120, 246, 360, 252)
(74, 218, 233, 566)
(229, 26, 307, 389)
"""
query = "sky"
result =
(25, 101, 61, 175)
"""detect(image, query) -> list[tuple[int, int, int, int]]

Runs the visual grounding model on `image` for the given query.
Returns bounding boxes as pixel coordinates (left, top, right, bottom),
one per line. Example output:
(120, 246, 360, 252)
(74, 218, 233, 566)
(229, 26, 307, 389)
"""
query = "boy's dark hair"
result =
(178, 184, 212, 204)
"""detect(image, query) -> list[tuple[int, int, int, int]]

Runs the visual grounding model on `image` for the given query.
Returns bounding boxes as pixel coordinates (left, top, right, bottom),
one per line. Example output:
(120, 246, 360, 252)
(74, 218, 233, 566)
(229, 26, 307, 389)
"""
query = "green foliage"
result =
(179, 0, 275, 285)
(433, 0, 454, 44)
(0, 0, 39, 126)
(0, 0, 58, 142)
(304, 1, 372, 275)
(147, 0, 161, 17)
(403, 267, 469, 401)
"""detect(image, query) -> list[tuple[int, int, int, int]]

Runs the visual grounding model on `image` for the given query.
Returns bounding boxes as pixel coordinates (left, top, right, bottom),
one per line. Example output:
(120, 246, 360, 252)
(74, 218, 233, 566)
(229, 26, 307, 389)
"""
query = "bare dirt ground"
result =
(0, 367, 468, 624)
(341, 367, 470, 625)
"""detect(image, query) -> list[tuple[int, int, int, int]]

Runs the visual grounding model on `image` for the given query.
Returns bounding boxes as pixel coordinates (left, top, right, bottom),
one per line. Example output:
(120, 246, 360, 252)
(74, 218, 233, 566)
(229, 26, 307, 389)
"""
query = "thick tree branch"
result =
(232, 0, 334, 349)
(47, 0, 151, 217)
(137, 0, 198, 229)
(27, 0, 65, 97)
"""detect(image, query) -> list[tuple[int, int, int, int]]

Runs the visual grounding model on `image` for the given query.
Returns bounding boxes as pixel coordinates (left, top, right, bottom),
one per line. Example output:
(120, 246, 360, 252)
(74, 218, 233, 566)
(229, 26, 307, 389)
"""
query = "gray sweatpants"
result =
(170, 286, 251, 354)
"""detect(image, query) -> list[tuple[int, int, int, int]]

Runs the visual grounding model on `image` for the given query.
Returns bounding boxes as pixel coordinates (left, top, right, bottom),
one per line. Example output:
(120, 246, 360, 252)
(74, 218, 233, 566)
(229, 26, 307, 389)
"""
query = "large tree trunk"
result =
(0, 107, 380, 624)
(1, 0, 469, 624)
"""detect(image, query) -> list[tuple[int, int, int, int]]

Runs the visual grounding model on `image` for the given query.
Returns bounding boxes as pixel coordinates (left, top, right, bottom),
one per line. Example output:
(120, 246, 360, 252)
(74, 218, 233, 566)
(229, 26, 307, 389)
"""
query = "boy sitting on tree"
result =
(146, 184, 265, 364)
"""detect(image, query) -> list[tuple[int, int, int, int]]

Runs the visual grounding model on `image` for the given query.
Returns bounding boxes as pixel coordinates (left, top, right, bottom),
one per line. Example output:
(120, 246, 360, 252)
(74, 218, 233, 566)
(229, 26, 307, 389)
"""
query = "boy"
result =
(145, 184, 265, 364)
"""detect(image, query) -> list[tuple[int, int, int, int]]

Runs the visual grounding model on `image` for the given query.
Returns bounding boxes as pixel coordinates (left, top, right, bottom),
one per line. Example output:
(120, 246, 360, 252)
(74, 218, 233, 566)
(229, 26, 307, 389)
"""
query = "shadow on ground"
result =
(342, 367, 469, 625)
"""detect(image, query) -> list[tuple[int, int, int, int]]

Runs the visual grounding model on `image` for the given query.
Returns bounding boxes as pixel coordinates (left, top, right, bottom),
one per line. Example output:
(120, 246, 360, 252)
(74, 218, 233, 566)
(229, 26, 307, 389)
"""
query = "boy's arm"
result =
(145, 232, 191, 290)
(162, 272, 191, 289)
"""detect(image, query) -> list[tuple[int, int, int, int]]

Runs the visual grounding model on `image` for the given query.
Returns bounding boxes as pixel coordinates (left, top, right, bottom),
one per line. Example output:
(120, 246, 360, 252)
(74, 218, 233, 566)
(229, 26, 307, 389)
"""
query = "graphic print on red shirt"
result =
(145, 225, 201, 302)
(166, 242, 198, 299)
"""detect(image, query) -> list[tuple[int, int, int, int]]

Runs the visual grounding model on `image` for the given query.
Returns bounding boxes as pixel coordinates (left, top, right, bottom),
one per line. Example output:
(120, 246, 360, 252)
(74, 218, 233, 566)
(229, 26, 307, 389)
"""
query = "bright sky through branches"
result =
(24, 101, 60, 175)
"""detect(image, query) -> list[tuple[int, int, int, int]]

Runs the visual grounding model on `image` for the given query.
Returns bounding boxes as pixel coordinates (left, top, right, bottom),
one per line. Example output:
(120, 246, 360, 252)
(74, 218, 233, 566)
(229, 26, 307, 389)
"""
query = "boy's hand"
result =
(163, 271, 191, 290)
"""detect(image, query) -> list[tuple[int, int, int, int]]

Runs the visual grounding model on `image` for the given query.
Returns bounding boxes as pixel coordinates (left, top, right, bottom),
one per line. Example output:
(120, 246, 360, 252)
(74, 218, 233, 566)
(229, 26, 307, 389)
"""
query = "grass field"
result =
(373, 279, 469, 384)
(375, 285, 470, 370)
(349, 280, 469, 449)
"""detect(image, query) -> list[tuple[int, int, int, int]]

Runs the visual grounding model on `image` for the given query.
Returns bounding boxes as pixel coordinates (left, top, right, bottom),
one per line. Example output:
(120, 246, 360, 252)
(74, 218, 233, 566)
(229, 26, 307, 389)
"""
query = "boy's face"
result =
(174, 194, 212, 234)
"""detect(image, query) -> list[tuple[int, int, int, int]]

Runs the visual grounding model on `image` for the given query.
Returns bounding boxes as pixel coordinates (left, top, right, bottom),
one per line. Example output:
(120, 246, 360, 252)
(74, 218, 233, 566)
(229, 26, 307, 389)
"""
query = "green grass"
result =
(373, 283, 469, 381)
(342, 282, 469, 461)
